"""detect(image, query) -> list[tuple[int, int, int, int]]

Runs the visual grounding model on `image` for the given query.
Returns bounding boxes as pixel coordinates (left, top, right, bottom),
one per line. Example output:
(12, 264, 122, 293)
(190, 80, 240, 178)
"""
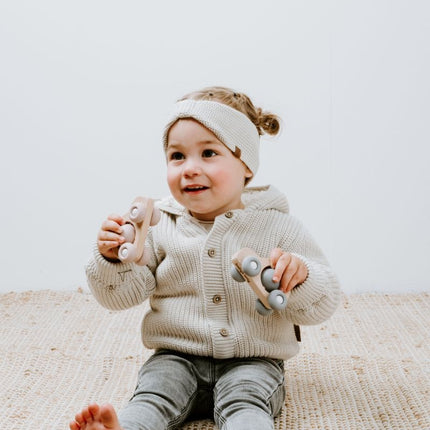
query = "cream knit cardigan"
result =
(86, 185, 341, 360)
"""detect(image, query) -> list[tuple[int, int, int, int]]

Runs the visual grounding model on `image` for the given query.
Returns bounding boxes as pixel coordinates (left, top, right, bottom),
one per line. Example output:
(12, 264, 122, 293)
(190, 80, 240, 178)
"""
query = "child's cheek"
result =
(166, 168, 179, 194)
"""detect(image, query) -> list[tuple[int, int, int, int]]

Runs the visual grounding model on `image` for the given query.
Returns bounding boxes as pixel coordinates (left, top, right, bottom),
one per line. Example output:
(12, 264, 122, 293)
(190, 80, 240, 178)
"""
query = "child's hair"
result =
(178, 86, 281, 137)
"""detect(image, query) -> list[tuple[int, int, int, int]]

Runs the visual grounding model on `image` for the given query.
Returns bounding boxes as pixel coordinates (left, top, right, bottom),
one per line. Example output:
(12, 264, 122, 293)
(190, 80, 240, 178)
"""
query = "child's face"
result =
(166, 119, 252, 221)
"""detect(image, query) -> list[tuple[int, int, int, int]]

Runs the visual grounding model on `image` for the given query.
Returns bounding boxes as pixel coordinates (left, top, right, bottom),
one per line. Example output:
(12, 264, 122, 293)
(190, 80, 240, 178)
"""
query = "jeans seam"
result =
(166, 388, 198, 430)
(266, 378, 285, 416)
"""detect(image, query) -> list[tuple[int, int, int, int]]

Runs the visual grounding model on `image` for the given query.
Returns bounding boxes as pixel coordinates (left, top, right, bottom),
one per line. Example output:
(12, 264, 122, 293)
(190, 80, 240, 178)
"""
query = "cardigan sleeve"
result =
(85, 241, 157, 311)
(279, 216, 341, 326)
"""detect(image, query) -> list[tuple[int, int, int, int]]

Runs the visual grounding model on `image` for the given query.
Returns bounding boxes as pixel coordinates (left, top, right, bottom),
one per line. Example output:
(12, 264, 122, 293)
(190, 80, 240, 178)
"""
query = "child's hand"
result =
(97, 214, 126, 261)
(270, 248, 308, 293)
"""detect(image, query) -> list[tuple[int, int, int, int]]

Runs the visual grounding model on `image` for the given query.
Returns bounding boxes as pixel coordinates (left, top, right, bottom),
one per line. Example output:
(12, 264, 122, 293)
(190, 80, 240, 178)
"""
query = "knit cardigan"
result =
(86, 185, 341, 360)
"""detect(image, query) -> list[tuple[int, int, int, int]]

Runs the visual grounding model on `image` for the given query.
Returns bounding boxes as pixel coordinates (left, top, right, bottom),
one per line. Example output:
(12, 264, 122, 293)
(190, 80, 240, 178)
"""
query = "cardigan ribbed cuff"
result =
(87, 242, 137, 285)
(286, 255, 341, 325)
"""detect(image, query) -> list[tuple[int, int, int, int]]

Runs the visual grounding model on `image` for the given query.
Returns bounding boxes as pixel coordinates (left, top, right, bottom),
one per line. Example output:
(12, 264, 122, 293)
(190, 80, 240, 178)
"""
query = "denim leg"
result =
(118, 351, 199, 430)
(213, 358, 286, 430)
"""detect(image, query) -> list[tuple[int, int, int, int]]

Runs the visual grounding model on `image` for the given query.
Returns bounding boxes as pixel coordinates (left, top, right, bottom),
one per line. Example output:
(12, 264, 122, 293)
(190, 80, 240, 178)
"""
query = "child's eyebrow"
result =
(166, 142, 183, 150)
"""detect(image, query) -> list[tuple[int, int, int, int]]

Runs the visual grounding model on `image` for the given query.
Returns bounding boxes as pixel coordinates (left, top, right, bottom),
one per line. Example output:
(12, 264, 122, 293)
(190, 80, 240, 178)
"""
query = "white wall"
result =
(0, 1, 429, 294)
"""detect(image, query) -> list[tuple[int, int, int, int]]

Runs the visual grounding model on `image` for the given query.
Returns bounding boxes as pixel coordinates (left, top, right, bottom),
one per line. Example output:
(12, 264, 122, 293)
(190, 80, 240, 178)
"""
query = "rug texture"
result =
(0, 290, 428, 430)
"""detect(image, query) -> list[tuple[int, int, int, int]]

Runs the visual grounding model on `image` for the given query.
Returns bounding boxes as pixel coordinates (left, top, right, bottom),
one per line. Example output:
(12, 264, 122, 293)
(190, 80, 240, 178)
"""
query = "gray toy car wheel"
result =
(255, 299, 273, 316)
(261, 267, 279, 291)
(231, 265, 245, 282)
(242, 256, 261, 276)
(268, 290, 288, 310)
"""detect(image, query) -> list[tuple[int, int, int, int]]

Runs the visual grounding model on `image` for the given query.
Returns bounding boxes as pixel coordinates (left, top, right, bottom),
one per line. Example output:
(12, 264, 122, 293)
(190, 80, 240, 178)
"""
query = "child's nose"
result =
(183, 158, 203, 176)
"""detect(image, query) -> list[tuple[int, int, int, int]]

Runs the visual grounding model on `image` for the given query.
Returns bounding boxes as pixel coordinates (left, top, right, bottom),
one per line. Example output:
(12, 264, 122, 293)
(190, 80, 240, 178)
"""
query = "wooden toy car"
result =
(118, 197, 160, 265)
(231, 248, 289, 315)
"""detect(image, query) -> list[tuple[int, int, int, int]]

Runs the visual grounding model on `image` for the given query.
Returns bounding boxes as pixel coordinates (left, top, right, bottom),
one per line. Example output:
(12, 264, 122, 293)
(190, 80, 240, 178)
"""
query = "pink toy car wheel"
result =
(121, 223, 135, 243)
(129, 202, 146, 223)
(118, 242, 138, 263)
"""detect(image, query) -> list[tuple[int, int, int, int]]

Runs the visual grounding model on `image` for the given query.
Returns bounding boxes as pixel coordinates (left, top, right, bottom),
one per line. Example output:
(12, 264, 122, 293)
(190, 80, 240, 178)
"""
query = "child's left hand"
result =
(270, 248, 308, 293)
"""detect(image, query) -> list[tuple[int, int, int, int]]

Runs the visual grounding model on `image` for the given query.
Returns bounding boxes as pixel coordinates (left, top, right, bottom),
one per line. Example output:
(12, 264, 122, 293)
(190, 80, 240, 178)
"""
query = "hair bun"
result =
(257, 109, 281, 136)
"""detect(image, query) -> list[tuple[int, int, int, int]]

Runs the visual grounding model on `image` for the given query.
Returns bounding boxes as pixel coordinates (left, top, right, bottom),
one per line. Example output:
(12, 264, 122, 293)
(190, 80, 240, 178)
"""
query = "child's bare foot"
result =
(69, 403, 123, 430)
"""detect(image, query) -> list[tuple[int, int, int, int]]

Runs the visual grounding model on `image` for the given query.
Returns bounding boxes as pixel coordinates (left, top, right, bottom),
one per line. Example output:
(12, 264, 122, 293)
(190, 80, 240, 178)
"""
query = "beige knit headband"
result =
(163, 100, 260, 175)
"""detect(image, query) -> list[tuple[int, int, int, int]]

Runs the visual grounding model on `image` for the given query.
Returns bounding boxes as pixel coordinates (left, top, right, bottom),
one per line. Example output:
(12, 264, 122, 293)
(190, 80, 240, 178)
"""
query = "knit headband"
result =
(163, 100, 260, 175)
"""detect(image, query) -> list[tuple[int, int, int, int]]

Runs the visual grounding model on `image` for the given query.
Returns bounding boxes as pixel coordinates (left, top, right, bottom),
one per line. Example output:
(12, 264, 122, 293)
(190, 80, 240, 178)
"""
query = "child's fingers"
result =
(107, 213, 125, 224)
(269, 248, 283, 279)
(271, 249, 292, 283)
(270, 248, 309, 292)
(282, 258, 308, 292)
(98, 240, 120, 253)
(97, 241, 122, 261)
(278, 256, 299, 292)
(98, 230, 125, 243)
(102, 218, 124, 234)
(270, 248, 283, 264)
(98, 231, 125, 247)
(282, 266, 302, 293)
(97, 229, 125, 259)
(94, 214, 126, 261)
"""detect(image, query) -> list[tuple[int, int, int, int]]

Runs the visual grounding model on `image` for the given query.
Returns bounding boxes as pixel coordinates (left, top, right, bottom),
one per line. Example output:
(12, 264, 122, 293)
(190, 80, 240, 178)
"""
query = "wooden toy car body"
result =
(231, 248, 289, 315)
(118, 197, 160, 265)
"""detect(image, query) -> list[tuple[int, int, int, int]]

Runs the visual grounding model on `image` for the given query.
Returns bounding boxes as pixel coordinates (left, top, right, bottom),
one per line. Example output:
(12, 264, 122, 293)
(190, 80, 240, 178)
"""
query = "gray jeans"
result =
(118, 349, 286, 430)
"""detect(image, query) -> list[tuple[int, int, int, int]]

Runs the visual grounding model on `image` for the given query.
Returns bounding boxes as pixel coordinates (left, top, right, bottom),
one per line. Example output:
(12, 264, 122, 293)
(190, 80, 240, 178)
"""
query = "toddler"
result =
(70, 86, 341, 430)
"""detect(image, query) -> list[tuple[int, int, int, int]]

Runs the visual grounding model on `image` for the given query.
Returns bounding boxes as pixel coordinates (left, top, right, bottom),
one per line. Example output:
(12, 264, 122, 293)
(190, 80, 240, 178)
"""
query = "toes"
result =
(73, 403, 99, 427)
(100, 403, 120, 428)
(88, 403, 101, 421)
(71, 403, 114, 430)
(69, 421, 80, 430)
(74, 412, 85, 425)
(82, 408, 93, 423)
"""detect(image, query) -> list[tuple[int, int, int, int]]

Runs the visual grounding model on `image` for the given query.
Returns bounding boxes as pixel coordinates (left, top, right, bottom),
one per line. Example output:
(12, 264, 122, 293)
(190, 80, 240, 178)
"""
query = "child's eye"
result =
(202, 149, 217, 158)
(169, 152, 185, 161)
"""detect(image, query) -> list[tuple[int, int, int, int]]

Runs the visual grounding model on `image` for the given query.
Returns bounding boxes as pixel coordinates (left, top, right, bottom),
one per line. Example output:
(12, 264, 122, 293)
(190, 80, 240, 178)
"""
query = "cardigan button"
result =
(208, 248, 216, 257)
(212, 295, 222, 304)
(219, 328, 229, 337)
(225, 211, 233, 218)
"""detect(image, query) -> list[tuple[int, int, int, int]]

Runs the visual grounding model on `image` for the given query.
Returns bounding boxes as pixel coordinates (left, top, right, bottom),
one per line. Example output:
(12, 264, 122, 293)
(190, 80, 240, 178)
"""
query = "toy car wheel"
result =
(150, 207, 161, 226)
(231, 265, 245, 282)
(261, 268, 279, 291)
(268, 290, 288, 310)
(129, 202, 145, 223)
(255, 299, 273, 316)
(118, 243, 138, 263)
(121, 223, 135, 243)
(242, 256, 261, 277)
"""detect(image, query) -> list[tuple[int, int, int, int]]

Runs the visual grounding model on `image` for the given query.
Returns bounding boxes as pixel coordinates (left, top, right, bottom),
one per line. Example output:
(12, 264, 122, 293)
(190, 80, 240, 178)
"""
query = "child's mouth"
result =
(184, 185, 209, 194)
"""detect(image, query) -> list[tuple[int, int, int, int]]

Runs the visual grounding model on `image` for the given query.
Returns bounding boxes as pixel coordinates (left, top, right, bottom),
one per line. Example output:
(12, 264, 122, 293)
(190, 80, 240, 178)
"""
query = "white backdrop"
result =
(1, 1, 429, 294)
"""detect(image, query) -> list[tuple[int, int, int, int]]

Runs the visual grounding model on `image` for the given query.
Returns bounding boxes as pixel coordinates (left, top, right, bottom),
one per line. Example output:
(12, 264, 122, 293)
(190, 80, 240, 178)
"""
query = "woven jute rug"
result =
(0, 290, 428, 430)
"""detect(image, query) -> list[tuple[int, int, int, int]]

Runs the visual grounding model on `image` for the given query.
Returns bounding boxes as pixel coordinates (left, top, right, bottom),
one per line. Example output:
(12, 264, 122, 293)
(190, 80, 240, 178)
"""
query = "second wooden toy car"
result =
(118, 196, 160, 265)
(231, 248, 289, 315)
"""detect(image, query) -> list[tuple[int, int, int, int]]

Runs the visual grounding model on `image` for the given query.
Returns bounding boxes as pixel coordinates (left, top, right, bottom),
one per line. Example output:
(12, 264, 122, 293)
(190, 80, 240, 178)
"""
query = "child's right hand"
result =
(97, 214, 126, 261)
